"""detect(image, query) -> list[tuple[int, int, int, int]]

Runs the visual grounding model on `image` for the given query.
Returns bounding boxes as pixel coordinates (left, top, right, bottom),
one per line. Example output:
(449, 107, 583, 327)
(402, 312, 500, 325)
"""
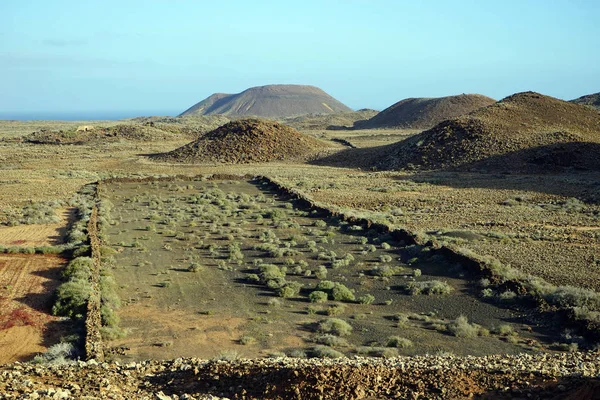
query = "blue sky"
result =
(1, 0, 599, 118)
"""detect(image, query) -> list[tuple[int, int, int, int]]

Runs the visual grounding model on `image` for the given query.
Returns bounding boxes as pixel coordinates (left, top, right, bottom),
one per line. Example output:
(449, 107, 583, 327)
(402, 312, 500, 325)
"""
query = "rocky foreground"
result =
(1, 353, 600, 399)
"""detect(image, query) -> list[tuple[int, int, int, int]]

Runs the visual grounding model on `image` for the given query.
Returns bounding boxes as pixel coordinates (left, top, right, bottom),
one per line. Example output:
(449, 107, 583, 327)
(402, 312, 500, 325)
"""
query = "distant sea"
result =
(0, 110, 180, 121)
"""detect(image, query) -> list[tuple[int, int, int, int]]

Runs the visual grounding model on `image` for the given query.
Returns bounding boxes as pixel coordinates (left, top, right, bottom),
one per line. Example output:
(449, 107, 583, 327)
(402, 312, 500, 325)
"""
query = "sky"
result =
(1, 0, 599, 119)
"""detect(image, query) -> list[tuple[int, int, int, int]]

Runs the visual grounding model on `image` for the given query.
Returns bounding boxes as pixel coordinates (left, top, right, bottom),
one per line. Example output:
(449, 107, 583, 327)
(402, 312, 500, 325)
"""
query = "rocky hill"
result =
(375, 92, 600, 171)
(155, 119, 328, 164)
(21, 123, 186, 144)
(180, 85, 353, 118)
(355, 94, 496, 130)
(571, 92, 600, 110)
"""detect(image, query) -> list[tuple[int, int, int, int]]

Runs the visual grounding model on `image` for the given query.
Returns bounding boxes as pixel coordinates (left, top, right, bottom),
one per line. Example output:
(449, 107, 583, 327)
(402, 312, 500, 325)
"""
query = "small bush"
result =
(403, 280, 453, 295)
(370, 265, 395, 277)
(259, 264, 285, 282)
(494, 324, 514, 336)
(316, 280, 335, 291)
(498, 290, 517, 301)
(314, 334, 349, 347)
(52, 280, 92, 318)
(357, 294, 375, 305)
(315, 265, 328, 280)
(447, 315, 482, 338)
(278, 282, 303, 298)
(318, 318, 353, 336)
(239, 335, 257, 345)
(379, 255, 393, 263)
(61, 257, 93, 281)
(188, 263, 203, 272)
(331, 283, 355, 302)
(32, 342, 75, 365)
(386, 336, 413, 348)
(309, 291, 329, 303)
(326, 304, 346, 316)
(312, 345, 345, 358)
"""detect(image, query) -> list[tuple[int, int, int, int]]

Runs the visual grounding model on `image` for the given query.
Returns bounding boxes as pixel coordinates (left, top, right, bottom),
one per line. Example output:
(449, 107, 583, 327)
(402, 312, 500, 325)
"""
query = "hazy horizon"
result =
(2, 0, 599, 118)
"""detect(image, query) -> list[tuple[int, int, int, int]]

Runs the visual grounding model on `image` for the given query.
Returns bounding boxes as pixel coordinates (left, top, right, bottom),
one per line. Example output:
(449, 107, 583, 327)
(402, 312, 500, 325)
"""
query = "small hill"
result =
(130, 115, 231, 136)
(155, 119, 328, 164)
(180, 85, 353, 118)
(571, 92, 600, 110)
(375, 92, 600, 171)
(355, 94, 496, 130)
(282, 109, 379, 131)
(22, 124, 183, 144)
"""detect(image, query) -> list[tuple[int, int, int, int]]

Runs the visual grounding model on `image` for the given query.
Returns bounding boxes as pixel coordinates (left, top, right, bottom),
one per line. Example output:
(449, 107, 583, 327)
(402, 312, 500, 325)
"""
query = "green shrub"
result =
(379, 255, 393, 263)
(326, 304, 346, 316)
(259, 264, 285, 281)
(372, 347, 399, 358)
(309, 291, 329, 303)
(266, 277, 287, 289)
(188, 263, 204, 272)
(62, 257, 93, 281)
(447, 315, 482, 338)
(314, 334, 349, 347)
(393, 313, 410, 328)
(318, 318, 353, 336)
(545, 286, 600, 309)
(315, 265, 328, 280)
(331, 283, 355, 302)
(403, 280, 453, 295)
(357, 294, 375, 305)
(312, 345, 345, 358)
(494, 324, 514, 336)
(278, 282, 303, 298)
(316, 280, 335, 290)
(52, 280, 93, 318)
(386, 336, 413, 348)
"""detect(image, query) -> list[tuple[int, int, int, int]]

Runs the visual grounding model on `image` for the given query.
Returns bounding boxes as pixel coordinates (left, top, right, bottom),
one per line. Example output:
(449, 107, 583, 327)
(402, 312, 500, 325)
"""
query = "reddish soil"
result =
(0, 254, 69, 363)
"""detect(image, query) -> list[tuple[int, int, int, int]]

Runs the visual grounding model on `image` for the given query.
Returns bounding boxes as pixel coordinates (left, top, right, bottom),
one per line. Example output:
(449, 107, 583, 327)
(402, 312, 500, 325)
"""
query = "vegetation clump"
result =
(402, 280, 453, 295)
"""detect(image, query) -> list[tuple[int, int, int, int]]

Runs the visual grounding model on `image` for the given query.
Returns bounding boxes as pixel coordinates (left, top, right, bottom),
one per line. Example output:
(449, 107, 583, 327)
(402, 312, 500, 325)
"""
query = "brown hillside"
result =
(155, 119, 328, 164)
(571, 92, 600, 110)
(180, 84, 353, 118)
(376, 92, 600, 171)
(355, 94, 495, 130)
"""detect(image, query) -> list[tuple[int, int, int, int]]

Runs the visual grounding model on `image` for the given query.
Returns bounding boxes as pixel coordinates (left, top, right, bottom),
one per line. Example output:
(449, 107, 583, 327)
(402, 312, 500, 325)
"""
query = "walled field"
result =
(0, 254, 70, 363)
(0, 208, 74, 247)
(99, 179, 567, 361)
(0, 120, 599, 368)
